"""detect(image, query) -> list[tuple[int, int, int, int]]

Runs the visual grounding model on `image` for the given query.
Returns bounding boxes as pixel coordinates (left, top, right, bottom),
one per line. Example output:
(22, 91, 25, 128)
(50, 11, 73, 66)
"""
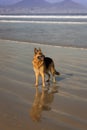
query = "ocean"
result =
(0, 15, 87, 48)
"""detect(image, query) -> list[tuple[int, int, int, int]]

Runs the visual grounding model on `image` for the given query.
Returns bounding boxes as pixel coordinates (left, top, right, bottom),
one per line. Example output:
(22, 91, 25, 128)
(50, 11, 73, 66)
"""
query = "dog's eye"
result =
(37, 56, 42, 59)
(37, 55, 44, 60)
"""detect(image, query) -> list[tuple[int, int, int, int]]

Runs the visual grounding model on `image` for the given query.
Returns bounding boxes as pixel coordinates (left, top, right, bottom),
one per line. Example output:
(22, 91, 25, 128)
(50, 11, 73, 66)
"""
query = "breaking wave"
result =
(0, 15, 87, 19)
(0, 20, 87, 24)
(0, 15, 87, 24)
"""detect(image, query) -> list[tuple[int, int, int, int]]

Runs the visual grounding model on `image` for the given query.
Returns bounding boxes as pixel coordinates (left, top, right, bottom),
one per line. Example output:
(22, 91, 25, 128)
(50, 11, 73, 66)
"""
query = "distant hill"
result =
(12, 0, 51, 8)
(0, 0, 87, 14)
(54, 0, 85, 9)
(52, 0, 86, 14)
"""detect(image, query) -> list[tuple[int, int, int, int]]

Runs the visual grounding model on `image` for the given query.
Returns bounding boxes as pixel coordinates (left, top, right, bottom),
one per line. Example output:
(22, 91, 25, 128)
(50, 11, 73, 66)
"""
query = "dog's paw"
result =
(35, 84, 38, 87)
(46, 79, 50, 82)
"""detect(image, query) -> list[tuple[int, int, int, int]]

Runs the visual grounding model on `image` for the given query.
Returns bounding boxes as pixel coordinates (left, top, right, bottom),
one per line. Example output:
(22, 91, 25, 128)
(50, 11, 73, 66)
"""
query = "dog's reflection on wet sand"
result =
(30, 84, 59, 122)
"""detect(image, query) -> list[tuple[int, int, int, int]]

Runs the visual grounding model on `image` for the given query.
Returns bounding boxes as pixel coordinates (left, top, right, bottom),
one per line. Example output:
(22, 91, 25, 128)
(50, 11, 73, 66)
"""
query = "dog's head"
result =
(34, 48, 45, 61)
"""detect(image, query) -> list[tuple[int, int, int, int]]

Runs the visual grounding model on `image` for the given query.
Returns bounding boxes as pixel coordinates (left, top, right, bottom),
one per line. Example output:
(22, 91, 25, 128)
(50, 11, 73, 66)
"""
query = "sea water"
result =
(0, 15, 87, 48)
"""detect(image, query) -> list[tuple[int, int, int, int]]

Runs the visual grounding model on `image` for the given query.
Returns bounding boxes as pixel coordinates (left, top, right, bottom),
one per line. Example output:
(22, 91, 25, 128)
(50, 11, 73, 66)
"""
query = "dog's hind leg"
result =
(50, 67, 56, 83)
(52, 73, 56, 83)
(46, 72, 50, 82)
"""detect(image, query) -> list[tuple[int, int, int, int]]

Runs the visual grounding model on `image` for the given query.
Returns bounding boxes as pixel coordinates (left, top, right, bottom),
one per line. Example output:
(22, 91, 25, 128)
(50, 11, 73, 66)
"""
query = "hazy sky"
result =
(47, 0, 87, 5)
(0, 0, 87, 6)
(46, 0, 87, 4)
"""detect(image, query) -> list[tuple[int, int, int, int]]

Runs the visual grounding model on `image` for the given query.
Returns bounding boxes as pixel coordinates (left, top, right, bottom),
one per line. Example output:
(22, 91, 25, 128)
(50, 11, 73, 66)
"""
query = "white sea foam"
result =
(0, 15, 87, 19)
(0, 20, 87, 25)
(0, 15, 87, 24)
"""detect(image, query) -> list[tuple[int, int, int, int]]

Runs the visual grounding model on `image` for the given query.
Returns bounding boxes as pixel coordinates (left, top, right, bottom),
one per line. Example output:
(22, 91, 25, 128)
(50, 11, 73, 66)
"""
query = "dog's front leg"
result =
(41, 73, 45, 87)
(35, 72, 39, 87)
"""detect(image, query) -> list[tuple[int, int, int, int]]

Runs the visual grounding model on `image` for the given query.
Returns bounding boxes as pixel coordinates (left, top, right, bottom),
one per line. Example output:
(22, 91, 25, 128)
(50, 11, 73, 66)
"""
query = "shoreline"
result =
(0, 39, 87, 50)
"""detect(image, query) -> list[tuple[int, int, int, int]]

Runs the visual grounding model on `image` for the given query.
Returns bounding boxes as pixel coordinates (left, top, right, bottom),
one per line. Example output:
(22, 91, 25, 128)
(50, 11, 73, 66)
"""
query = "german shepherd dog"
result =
(32, 48, 60, 87)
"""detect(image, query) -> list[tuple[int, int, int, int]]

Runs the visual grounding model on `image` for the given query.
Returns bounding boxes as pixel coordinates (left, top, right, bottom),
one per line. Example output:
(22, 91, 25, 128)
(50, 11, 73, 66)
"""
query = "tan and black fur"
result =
(32, 48, 60, 87)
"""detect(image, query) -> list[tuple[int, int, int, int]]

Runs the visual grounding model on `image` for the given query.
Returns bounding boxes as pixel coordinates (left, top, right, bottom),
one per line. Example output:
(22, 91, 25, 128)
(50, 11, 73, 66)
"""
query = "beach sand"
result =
(0, 39, 87, 130)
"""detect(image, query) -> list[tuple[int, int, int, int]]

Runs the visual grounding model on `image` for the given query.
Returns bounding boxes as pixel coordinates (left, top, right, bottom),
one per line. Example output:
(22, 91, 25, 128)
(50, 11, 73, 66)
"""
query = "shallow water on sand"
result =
(0, 40, 87, 130)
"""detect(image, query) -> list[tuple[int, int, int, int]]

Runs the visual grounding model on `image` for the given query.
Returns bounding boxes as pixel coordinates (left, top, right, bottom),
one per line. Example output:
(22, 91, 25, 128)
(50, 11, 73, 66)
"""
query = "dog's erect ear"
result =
(39, 48, 41, 52)
(34, 48, 38, 54)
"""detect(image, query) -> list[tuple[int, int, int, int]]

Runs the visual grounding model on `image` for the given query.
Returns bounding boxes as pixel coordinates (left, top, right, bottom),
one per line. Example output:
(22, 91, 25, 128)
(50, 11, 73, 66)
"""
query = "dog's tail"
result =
(55, 70, 60, 75)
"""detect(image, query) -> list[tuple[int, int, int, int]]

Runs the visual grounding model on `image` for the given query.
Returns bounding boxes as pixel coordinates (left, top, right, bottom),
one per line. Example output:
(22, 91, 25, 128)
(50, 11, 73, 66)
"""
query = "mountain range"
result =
(0, 0, 87, 14)
(13, 0, 50, 8)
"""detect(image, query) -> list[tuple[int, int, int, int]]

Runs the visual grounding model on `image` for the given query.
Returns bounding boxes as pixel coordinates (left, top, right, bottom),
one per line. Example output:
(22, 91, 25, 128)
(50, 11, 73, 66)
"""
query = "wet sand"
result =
(0, 39, 87, 130)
